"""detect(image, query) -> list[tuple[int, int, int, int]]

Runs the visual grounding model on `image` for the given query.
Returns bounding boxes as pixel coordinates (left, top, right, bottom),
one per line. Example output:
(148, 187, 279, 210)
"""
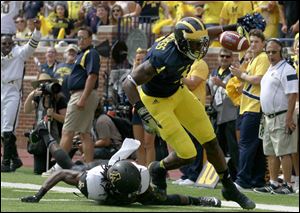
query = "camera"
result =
(39, 82, 61, 95)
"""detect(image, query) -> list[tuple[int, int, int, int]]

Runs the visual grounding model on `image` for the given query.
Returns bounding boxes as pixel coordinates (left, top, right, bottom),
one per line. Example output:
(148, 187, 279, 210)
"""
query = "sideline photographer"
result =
(24, 73, 67, 174)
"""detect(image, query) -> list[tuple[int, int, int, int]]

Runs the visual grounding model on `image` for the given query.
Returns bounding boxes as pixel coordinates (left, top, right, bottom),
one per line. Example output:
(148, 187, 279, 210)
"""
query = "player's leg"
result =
(140, 89, 197, 199)
(1, 90, 23, 172)
(177, 88, 256, 210)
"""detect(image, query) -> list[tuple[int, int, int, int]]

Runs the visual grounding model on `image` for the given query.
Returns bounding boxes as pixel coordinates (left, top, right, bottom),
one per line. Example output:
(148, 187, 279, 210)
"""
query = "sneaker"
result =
(179, 179, 195, 186)
(253, 183, 279, 194)
(41, 166, 58, 177)
(148, 161, 167, 201)
(293, 178, 299, 193)
(11, 158, 23, 171)
(197, 197, 222, 207)
(272, 183, 293, 195)
(222, 186, 256, 210)
(172, 178, 184, 185)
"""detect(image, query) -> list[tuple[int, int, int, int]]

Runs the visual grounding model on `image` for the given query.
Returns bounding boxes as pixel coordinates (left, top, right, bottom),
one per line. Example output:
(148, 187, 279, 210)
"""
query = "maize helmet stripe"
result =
(176, 21, 196, 33)
(189, 17, 206, 30)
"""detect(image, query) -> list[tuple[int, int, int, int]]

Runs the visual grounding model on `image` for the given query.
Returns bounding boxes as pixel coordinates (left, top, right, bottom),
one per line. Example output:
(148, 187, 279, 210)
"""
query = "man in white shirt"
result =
(1, 19, 41, 172)
(255, 38, 298, 195)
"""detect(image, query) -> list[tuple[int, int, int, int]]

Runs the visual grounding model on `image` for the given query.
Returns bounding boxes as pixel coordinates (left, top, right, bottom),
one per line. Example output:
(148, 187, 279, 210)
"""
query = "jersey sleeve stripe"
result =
(287, 74, 298, 81)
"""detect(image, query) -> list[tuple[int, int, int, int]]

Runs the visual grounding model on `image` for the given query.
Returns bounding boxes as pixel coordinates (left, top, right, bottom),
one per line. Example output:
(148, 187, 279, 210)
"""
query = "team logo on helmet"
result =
(174, 17, 210, 60)
(109, 171, 121, 186)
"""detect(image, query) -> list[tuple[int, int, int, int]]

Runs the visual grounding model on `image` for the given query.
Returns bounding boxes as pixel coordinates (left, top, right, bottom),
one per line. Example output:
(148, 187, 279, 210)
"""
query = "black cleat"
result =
(198, 197, 222, 207)
(222, 187, 256, 210)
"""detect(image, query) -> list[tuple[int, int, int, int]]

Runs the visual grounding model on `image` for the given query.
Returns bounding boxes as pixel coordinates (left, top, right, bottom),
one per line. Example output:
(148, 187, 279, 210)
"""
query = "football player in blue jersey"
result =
(123, 15, 266, 210)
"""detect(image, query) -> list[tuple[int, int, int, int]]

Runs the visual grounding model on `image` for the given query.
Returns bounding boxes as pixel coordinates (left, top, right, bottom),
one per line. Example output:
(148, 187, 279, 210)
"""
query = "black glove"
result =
(134, 101, 161, 135)
(237, 12, 266, 33)
(20, 195, 40, 203)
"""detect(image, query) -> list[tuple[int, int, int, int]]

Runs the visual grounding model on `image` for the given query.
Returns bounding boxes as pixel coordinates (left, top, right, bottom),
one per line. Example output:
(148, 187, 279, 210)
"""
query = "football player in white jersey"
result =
(1, 19, 41, 172)
(1, 1, 23, 35)
(20, 136, 221, 208)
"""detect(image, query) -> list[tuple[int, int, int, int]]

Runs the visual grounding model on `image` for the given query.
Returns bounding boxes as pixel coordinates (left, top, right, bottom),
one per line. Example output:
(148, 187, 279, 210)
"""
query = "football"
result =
(219, 31, 249, 52)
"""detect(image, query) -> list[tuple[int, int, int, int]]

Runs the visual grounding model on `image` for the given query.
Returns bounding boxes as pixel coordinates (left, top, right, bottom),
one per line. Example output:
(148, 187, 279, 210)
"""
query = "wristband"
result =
(127, 75, 138, 87)
(134, 100, 144, 110)
(240, 72, 247, 80)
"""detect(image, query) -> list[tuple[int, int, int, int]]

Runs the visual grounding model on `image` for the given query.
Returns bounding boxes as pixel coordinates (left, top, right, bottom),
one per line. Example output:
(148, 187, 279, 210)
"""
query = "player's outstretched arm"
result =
(20, 170, 82, 203)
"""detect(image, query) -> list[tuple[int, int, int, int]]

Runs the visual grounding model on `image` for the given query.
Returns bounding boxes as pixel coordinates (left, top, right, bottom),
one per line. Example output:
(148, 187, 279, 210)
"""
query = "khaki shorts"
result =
(263, 112, 298, 156)
(63, 90, 99, 133)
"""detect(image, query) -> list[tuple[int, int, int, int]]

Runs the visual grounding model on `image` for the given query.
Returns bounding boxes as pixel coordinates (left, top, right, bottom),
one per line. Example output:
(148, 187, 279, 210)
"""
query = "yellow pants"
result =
(140, 86, 216, 159)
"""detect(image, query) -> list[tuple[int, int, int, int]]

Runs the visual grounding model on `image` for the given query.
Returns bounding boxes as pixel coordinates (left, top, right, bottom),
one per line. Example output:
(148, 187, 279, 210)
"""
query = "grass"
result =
(1, 167, 299, 212)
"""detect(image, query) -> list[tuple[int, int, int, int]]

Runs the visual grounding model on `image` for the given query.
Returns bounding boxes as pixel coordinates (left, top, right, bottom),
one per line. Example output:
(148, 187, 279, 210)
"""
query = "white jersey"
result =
(1, 29, 41, 83)
(84, 162, 150, 202)
(260, 60, 299, 114)
(1, 29, 41, 133)
(81, 138, 150, 202)
(1, 1, 23, 34)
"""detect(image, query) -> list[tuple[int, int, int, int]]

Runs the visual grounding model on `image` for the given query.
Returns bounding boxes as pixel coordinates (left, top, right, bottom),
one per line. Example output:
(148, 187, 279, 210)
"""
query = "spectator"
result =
(1, 19, 41, 172)
(89, 106, 123, 160)
(24, 73, 67, 174)
(14, 16, 30, 45)
(1, 1, 23, 35)
(207, 48, 239, 181)
(22, 1, 44, 20)
(53, 44, 79, 102)
(47, 2, 75, 39)
(126, 1, 170, 23)
(95, 4, 110, 28)
(253, 38, 298, 194)
(220, 1, 253, 26)
(291, 34, 299, 193)
(230, 29, 269, 190)
(114, 1, 136, 16)
(110, 4, 124, 26)
(253, 1, 279, 39)
(24, 18, 35, 38)
(42, 26, 100, 176)
(84, 1, 102, 34)
(131, 48, 156, 167)
(278, 1, 299, 45)
(40, 47, 60, 78)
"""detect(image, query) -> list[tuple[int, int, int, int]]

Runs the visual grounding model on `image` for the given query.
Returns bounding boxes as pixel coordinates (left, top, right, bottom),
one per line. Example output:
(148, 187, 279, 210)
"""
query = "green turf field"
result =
(1, 167, 299, 212)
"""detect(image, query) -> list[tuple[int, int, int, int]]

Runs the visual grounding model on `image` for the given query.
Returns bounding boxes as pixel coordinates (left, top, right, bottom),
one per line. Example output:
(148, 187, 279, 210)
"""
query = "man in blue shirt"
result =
(42, 26, 100, 177)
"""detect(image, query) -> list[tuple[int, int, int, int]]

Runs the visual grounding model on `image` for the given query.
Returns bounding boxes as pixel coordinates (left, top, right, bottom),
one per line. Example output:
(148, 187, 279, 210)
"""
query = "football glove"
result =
(20, 195, 40, 203)
(134, 101, 161, 136)
(237, 13, 266, 33)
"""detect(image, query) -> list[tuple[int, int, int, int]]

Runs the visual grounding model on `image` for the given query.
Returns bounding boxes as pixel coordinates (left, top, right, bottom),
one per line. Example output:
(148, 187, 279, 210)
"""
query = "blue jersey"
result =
(142, 33, 194, 97)
(68, 46, 100, 91)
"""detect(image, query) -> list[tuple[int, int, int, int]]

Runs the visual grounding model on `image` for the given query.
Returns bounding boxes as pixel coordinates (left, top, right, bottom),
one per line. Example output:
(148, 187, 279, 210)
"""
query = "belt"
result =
(70, 90, 83, 95)
(265, 110, 287, 118)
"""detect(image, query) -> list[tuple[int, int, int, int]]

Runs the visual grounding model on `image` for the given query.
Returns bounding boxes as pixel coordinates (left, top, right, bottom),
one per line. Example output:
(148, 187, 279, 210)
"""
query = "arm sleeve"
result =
(19, 29, 41, 61)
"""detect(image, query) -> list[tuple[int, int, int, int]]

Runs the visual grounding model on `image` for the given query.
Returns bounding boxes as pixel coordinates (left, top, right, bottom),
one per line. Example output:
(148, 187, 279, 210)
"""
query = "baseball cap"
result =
(64, 44, 79, 53)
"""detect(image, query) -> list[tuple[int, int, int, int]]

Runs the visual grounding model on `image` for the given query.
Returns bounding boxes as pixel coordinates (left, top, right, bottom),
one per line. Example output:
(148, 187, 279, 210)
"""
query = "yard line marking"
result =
(1, 182, 80, 193)
(221, 201, 299, 212)
(1, 182, 299, 212)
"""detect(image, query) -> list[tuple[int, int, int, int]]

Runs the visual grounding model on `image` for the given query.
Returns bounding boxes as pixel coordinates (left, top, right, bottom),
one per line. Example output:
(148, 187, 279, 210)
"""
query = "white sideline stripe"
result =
(1, 182, 80, 193)
(221, 201, 299, 212)
(1, 182, 299, 212)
